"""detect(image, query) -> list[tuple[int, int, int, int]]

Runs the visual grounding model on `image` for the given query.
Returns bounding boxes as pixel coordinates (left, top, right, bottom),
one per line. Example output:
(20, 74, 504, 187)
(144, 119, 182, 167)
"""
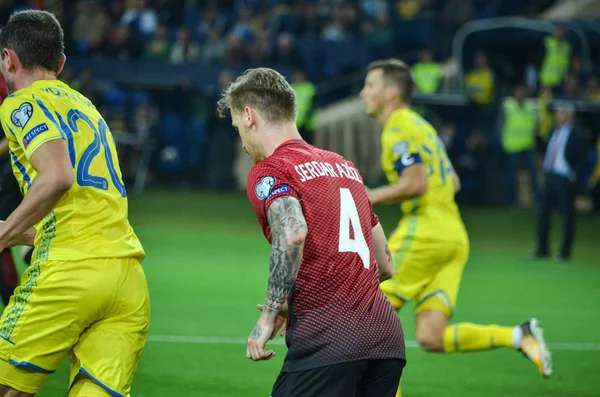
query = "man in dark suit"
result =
(533, 102, 590, 262)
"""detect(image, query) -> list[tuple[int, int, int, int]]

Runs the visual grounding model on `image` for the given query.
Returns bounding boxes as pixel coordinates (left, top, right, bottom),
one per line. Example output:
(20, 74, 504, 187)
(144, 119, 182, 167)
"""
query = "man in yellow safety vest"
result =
(500, 83, 540, 207)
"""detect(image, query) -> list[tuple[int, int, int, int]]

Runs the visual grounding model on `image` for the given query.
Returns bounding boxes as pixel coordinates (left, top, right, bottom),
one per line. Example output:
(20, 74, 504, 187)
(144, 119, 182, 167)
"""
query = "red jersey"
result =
(0, 75, 7, 105)
(247, 139, 405, 372)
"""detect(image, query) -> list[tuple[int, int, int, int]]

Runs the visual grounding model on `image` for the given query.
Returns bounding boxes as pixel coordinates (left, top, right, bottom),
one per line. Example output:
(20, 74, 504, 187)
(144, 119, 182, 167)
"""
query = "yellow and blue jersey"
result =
(0, 80, 144, 262)
(381, 108, 468, 244)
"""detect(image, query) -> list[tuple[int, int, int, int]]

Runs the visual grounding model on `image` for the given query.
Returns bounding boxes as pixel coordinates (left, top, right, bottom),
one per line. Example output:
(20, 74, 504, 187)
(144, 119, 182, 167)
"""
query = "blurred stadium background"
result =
(2, 0, 600, 396)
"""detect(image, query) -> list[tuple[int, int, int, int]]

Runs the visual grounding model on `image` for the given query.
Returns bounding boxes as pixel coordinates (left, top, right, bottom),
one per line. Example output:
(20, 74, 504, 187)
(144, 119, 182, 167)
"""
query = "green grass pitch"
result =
(8, 190, 599, 397)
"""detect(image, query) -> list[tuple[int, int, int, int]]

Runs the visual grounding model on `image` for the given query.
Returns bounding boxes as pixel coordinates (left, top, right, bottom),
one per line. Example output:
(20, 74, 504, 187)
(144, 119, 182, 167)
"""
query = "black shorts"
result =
(271, 359, 405, 397)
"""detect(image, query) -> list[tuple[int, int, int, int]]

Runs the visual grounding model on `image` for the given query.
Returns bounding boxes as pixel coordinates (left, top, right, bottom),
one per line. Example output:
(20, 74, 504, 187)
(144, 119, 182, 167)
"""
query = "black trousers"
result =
(272, 359, 405, 397)
(537, 173, 576, 258)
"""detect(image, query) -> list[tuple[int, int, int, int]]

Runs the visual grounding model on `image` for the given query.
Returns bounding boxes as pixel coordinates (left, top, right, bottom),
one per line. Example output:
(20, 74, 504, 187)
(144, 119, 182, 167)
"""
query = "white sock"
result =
(512, 326, 523, 349)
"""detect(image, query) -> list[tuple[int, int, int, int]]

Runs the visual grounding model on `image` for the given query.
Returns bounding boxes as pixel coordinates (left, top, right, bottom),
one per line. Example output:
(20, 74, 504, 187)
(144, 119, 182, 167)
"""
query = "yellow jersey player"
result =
(0, 10, 149, 397)
(360, 59, 552, 396)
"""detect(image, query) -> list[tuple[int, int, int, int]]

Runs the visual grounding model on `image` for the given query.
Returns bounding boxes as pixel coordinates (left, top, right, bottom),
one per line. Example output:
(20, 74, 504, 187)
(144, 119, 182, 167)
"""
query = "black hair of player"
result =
(0, 10, 64, 73)
(367, 59, 414, 104)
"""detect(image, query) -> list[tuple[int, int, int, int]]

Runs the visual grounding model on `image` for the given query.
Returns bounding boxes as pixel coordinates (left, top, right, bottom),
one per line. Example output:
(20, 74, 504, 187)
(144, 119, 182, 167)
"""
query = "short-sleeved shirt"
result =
(247, 139, 405, 372)
(381, 108, 468, 244)
(0, 80, 144, 262)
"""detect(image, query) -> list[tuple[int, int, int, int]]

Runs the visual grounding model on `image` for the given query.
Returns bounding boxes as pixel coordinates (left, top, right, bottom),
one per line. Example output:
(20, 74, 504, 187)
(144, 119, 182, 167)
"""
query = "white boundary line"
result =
(147, 335, 600, 351)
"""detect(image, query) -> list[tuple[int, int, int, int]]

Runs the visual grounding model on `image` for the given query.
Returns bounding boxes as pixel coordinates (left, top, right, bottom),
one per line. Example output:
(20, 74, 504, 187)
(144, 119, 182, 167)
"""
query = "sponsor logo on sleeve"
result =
(22, 123, 49, 148)
(267, 184, 289, 199)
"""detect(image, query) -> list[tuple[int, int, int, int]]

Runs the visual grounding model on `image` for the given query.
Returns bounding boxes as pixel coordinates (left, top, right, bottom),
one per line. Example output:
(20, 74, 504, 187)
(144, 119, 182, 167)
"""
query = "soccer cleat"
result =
(518, 318, 552, 378)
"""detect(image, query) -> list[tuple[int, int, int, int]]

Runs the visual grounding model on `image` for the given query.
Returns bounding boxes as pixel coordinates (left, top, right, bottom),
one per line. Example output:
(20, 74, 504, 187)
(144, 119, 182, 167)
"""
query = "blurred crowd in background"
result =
(0, 0, 598, 213)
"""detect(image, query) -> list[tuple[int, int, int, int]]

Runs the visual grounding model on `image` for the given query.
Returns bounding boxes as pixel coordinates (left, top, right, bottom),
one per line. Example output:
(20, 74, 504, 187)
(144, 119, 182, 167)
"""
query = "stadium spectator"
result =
(441, 0, 474, 29)
(340, 3, 361, 41)
(170, 26, 201, 63)
(321, 7, 349, 42)
(144, 24, 172, 60)
(396, 0, 426, 20)
(412, 48, 443, 95)
(500, 83, 540, 207)
(202, 29, 227, 65)
(524, 60, 539, 94)
(465, 52, 495, 134)
(224, 34, 249, 65)
(71, 0, 110, 55)
(121, 103, 159, 185)
(362, 9, 394, 54)
(538, 86, 555, 142)
(569, 56, 589, 89)
(361, 0, 389, 18)
(154, 0, 184, 28)
(540, 24, 571, 90)
(299, 3, 323, 39)
(104, 22, 143, 60)
(585, 75, 600, 103)
(440, 123, 460, 164)
(465, 52, 495, 105)
(534, 103, 590, 262)
(206, 70, 237, 191)
(230, 6, 254, 40)
(25, 0, 593, 202)
(121, 0, 158, 36)
(197, 4, 227, 39)
(248, 28, 273, 65)
(456, 129, 489, 205)
(270, 32, 302, 68)
(108, 0, 127, 22)
(73, 68, 100, 104)
(561, 73, 581, 100)
(292, 70, 317, 145)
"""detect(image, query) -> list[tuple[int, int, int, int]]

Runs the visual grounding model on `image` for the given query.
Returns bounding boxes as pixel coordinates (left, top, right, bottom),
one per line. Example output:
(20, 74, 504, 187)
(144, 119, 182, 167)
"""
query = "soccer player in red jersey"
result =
(218, 68, 406, 397)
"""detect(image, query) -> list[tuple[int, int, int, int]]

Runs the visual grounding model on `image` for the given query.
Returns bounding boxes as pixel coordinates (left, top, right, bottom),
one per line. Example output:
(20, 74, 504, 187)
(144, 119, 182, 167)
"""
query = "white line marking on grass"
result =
(147, 335, 600, 351)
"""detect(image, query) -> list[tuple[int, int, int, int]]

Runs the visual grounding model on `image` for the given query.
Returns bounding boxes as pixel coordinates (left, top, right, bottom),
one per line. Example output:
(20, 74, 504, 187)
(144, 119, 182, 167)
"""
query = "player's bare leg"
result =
(415, 310, 447, 352)
(0, 385, 34, 397)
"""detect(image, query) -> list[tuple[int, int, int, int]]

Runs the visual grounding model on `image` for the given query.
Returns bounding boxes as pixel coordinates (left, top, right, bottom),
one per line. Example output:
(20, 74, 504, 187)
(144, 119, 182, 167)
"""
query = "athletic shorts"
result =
(271, 359, 405, 397)
(381, 231, 469, 317)
(0, 257, 150, 396)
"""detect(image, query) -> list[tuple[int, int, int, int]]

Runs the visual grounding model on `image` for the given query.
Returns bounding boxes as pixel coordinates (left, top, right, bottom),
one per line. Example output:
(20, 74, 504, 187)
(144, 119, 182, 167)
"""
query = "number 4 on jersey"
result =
(338, 188, 370, 269)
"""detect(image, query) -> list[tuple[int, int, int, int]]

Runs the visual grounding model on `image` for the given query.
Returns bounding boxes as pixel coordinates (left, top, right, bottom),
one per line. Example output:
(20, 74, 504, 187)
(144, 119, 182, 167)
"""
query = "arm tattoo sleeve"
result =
(385, 244, 392, 265)
(263, 196, 308, 317)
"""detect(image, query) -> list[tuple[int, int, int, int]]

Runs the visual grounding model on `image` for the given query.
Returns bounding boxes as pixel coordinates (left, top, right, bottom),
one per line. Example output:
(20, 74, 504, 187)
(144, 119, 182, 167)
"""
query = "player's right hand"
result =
(246, 321, 276, 362)
(257, 304, 287, 339)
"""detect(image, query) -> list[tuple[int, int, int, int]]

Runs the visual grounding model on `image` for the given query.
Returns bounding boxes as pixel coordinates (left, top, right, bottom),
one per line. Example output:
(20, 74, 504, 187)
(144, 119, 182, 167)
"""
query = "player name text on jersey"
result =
(294, 161, 363, 184)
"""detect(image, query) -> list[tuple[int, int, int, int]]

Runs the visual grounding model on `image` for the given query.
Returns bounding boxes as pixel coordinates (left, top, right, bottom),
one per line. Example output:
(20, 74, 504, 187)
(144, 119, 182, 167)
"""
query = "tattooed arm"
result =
(372, 222, 394, 282)
(246, 196, 308, 361)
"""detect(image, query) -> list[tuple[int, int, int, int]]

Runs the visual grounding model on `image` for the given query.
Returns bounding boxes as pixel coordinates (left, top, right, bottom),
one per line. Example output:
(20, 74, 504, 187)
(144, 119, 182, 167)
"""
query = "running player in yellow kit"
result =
(360, 59, 552, 396)
(0, 10, 149, 397)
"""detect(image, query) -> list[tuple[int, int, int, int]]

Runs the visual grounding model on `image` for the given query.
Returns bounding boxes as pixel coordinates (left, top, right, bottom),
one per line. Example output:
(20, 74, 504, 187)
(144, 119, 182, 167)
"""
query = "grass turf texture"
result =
(7, 190, 599, 397)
